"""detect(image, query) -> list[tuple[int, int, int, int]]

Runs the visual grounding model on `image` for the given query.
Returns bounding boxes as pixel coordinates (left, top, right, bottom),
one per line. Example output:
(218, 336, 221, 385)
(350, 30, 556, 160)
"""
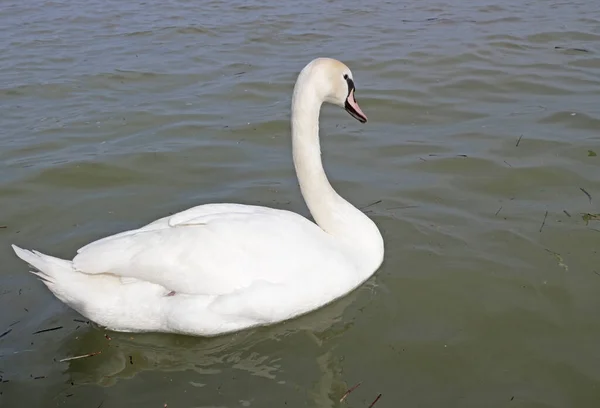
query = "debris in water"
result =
(495, 206, 503, 216)
(580, 187, 592, 204)
(588, 150, 597, 157)
(516, 135, 523, 147)
(33, 326, 63, 335)
(539, 210, 548, 232)
(104, 334, 112, 341)
(59, 351, 102, 363)
(368, 393, 382, 408)
(73, 319, 89, 324)
(340, 382, 362, 402)
(129, 355, 133, 365)
(0, 329, 11, 339)
(503, 160, 512, 167)
(360, 200, 382, 210)
(33, 376, 46, 380)
(582, 213, 600, 225)
(563, 210, 571, 217)
(0, 226, 6, 229)
(545, 249, 568, 271)
(555, 46, 589, 53)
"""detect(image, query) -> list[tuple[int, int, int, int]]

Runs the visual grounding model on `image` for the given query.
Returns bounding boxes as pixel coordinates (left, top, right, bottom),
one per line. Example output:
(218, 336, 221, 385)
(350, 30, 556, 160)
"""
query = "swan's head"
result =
(300, 57, 368, 123)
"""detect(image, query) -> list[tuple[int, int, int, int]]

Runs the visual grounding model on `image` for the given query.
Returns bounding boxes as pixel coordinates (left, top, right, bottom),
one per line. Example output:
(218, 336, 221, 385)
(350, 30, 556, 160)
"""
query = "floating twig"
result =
(360, 200, 382, 210)
(503, 160, 512, 167)
(555, 46, 589, 53)
(340, 382, 362, 402)
(73, 319, 89, 324)
(539, 210, 548, 232)
(495, 206, 503, 216)
(563, 210, 571, 217)
(0, 329, 12, 339)
(33, 326, 63, 335)
(0, 226, 6, 229)
(129, 355, 133, 365)
(386, 205, 419, 210)
(580, 187, 592, 204)
(59, 351, 102, 363)
(516, 135, 523, 147)
(368, 393, 382, 408)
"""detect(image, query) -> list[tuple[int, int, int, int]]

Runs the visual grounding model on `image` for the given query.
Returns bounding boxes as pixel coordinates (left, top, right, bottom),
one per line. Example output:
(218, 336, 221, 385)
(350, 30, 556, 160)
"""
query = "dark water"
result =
(1, 0, 600, 407)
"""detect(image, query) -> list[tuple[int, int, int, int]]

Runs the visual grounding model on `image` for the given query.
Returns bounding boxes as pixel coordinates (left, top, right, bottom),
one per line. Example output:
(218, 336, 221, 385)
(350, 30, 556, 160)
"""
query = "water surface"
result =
(1, 0, 600, 407)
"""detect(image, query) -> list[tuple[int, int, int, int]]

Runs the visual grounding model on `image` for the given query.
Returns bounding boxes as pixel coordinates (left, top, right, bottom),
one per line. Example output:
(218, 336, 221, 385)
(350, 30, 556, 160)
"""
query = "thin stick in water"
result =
(361, 200, 382, 210)
(340, 382, 362, 402)
(539, 210, 549, 232)
(580, 187, 592, 204)
(59, 351, 102, 363)
(33, 326, 63, 335)
(516, 135, 523, 147)
(368, 393, 382, 408)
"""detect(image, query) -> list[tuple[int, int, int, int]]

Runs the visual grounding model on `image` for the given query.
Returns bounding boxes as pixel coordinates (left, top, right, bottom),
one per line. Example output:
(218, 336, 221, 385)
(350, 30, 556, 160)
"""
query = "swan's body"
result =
(12, 58, 384, 337)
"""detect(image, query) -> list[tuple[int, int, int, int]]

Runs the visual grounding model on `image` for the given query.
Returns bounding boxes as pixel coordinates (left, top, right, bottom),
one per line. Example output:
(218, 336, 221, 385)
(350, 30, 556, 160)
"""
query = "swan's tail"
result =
(11, 244, 89, 310)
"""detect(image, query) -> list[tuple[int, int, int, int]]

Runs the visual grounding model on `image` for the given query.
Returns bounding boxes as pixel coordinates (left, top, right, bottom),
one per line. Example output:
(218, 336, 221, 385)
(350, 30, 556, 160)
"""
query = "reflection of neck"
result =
(290, 74, 384, 269)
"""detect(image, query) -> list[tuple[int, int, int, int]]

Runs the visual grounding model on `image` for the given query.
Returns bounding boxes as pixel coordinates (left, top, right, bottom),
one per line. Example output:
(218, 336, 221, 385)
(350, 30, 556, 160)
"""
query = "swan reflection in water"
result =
(57, 283, 375, 406)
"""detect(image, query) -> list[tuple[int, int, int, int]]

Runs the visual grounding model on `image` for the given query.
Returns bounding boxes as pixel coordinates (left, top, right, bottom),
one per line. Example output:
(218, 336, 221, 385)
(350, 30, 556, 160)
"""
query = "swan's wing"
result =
(76, 203, 271, 254)
(72, 205, 347, 296)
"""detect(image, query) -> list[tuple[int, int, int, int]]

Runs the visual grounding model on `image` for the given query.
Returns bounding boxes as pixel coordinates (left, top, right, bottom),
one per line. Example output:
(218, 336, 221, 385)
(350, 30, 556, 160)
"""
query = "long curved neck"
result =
(290, 74, 384, 268)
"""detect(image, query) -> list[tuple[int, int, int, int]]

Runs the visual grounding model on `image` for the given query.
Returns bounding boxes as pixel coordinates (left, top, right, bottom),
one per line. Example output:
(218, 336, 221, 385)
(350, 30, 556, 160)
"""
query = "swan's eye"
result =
(343, 74, 349, 80)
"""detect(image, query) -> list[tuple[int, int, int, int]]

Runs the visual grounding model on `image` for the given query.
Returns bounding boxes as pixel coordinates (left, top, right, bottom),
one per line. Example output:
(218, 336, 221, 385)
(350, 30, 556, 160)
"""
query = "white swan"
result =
(11, 57, 384, 337)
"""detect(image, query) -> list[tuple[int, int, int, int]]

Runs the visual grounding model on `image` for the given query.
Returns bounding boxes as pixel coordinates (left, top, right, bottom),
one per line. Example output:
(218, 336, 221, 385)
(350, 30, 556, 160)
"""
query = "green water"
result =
(1, 0, 600, 406)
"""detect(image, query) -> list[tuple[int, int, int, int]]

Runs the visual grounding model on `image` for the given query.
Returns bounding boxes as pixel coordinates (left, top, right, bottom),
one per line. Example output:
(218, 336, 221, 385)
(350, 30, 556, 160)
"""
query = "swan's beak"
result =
(345, 88, 367, 123)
